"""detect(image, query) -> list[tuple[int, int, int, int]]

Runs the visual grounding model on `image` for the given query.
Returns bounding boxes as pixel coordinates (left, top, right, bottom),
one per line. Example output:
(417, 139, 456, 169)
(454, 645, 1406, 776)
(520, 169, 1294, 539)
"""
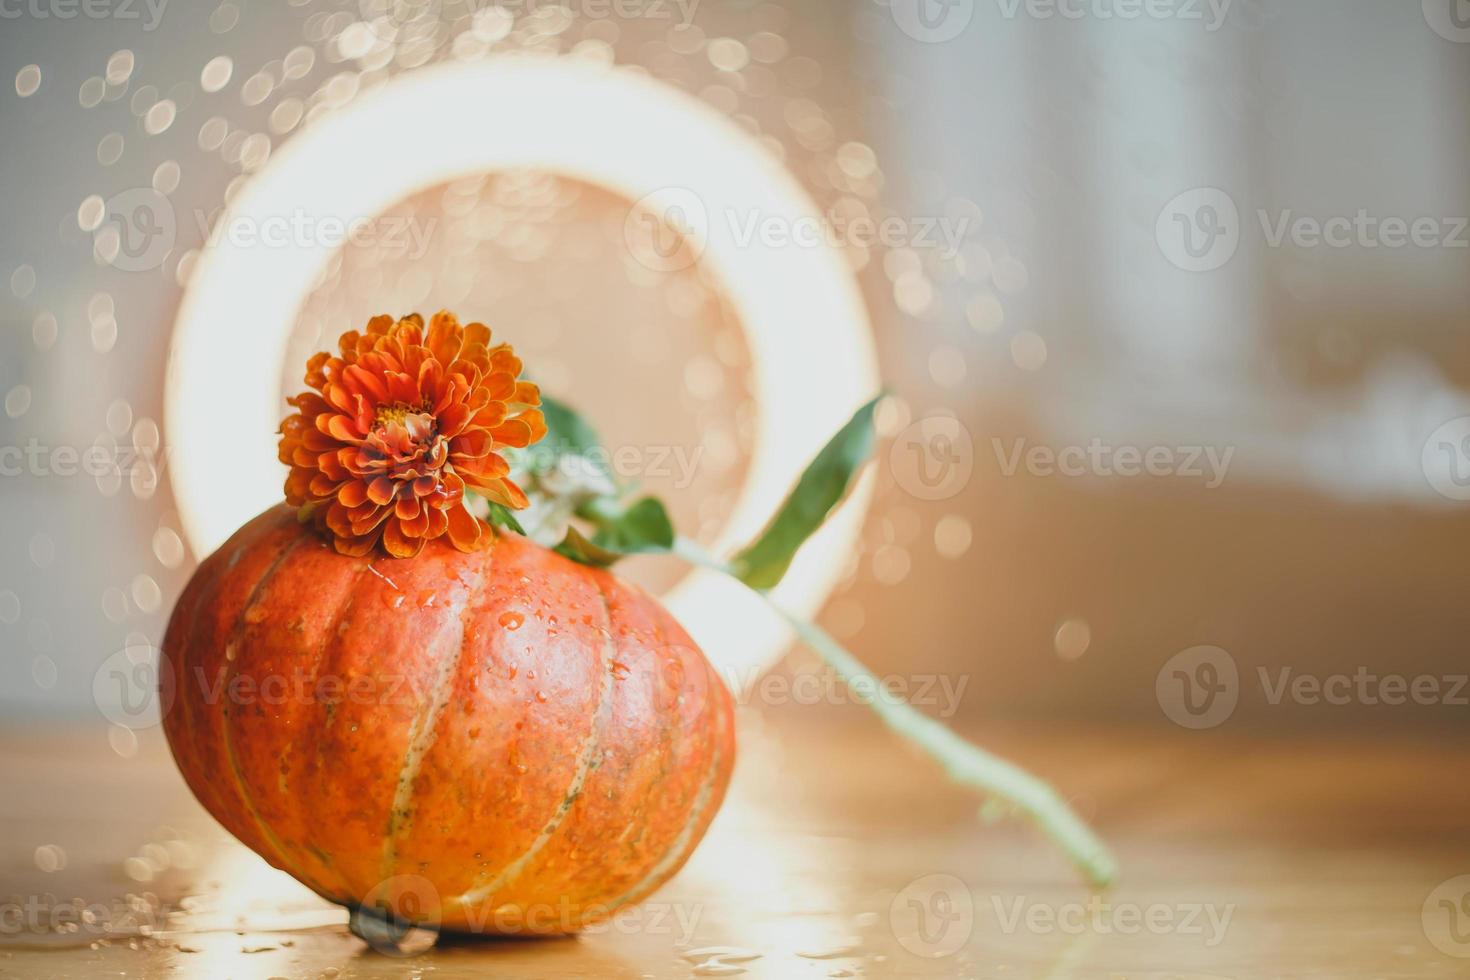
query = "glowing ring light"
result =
(166, 56, 878, 685)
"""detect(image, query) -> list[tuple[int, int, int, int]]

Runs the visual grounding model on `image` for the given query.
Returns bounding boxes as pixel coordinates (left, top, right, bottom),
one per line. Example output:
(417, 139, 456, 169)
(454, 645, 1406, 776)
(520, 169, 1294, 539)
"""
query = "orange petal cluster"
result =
(278, 311, 546, 558)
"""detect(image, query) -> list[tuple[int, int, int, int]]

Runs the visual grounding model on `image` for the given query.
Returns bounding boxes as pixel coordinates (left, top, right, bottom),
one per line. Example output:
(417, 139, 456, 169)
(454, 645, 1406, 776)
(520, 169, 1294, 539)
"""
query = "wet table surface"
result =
(1, 708, 1467, 979)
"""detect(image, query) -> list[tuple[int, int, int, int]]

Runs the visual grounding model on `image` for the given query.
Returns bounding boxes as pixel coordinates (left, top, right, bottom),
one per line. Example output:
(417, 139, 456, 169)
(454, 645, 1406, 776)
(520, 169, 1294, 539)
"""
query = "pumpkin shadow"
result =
(349, 919, 581, 959)
(432, 929, 580, 949)
(352, 927, 649, 977)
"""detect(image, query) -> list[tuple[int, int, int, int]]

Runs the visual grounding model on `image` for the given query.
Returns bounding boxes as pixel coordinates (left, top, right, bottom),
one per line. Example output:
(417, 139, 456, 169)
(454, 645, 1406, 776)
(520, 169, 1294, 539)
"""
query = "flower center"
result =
(375, 402, 426, 428)
(363, 408, 445, 483)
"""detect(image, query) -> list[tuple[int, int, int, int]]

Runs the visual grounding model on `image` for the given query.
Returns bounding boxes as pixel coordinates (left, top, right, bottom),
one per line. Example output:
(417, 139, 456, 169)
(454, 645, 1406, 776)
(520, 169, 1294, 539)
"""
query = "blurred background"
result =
(3, 0, 1470, 733)
(4, 2, 1470, 977)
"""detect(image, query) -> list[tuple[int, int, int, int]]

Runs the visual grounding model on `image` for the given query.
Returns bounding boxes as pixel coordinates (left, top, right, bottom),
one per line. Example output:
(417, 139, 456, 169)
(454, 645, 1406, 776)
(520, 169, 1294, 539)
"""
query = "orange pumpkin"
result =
(161, 503, 735, 936)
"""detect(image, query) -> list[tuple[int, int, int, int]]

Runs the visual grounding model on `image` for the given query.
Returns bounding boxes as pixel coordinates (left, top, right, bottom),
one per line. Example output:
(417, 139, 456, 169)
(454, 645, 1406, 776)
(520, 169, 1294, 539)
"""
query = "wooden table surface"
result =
(1, 707, 1467, 979)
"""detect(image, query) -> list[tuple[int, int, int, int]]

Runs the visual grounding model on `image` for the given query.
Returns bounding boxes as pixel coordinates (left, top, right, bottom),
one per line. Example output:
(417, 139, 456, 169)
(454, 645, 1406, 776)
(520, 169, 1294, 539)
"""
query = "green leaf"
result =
(590, 497, 674, 556)
(552, 497, 674, 568)
(553, 526, 625, 568)
(730, 397, 880, 589)
(523, 395, 677, 570)
(485, 502, 526, 536)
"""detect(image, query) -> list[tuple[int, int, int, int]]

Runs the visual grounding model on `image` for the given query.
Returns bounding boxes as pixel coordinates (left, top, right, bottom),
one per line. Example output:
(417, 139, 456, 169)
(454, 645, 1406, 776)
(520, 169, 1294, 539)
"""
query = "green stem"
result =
(674, 536, 1118, 889)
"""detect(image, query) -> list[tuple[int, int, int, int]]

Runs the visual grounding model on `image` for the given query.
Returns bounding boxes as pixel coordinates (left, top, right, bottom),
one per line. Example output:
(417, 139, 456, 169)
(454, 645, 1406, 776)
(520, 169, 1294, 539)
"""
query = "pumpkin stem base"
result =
(349, 904, 440, 956)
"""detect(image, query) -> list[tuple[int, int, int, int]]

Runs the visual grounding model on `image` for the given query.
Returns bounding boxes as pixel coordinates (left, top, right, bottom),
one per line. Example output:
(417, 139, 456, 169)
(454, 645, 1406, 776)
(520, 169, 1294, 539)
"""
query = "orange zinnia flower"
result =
(278, 311, 546, 558)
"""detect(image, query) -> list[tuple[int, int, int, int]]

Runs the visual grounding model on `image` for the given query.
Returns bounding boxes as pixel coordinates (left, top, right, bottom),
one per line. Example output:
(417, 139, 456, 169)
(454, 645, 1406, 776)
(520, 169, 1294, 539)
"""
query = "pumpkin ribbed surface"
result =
(161, 504, 735, 934)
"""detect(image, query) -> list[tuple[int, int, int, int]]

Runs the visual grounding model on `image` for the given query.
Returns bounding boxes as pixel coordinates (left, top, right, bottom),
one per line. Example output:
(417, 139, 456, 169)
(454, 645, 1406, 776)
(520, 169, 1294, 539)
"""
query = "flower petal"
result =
(453, 452, 510, 484)
(366, 476, 396, 505)
(464, 321, 491, 349)
(337, 480, 369, 508)
(511, 381, 541, 407)
(447, 502, 483, 552)
(326, 413, 364, 443)
(450, 430, 494, 459)
(489, 417, 534, 448)
(426, 310, 463, 365)
(334, 534, 378, 557)
(475, 477, 529, 510)
(382, 519, 421, 558)
(344, 364, 389, 404)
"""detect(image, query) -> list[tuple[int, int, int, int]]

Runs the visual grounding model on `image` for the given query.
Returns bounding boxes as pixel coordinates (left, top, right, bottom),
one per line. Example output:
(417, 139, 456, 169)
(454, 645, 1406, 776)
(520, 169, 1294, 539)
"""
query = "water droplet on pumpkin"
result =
(507, 662, 518, 679)
(243, 605, 267, 624)
(611, 661, 631, 680)
(534, 690, 548, 703)
(417, 591, 437, 608)
(224, 643, 237, 662)
(692, 963, 747, 977)
(498, 611, 524, 631)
